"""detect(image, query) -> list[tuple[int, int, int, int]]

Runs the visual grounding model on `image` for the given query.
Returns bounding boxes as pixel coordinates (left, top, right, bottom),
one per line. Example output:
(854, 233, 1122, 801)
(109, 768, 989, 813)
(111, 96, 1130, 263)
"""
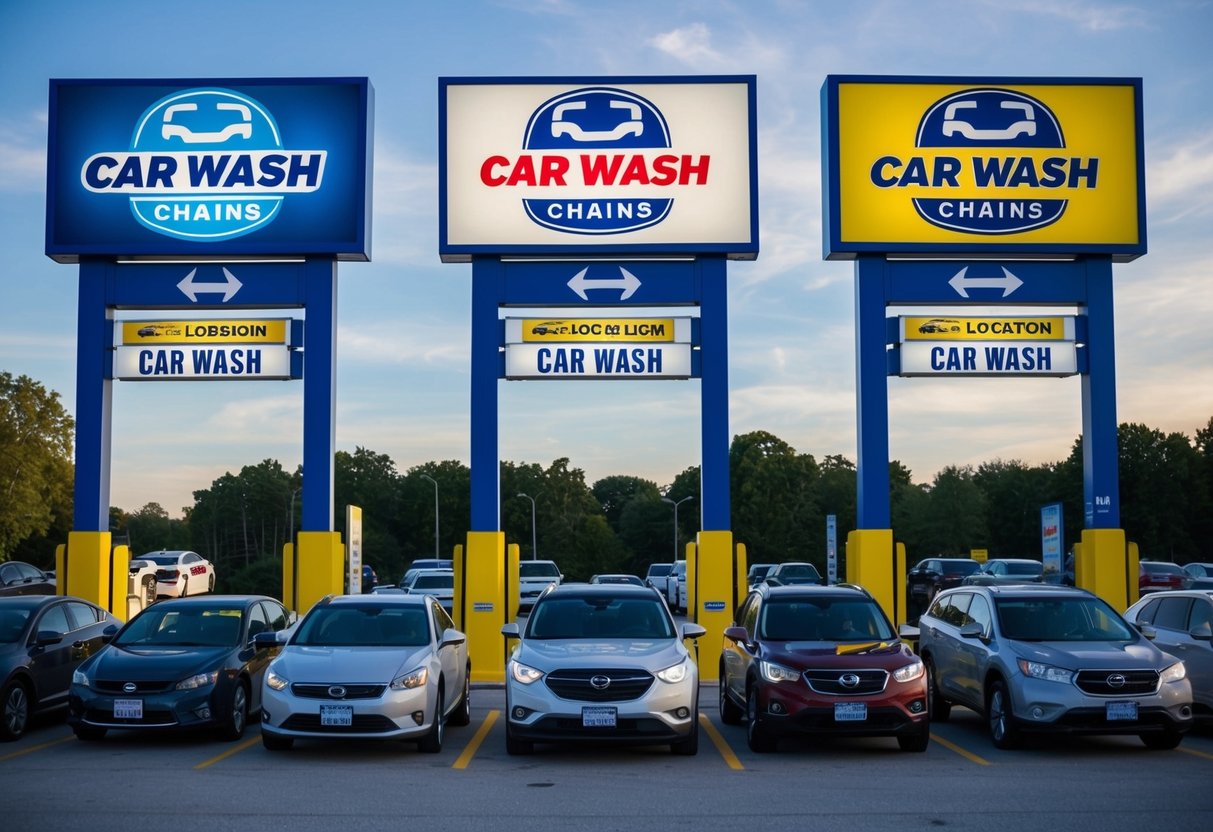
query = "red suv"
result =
(1139, 561, 1191, 594)
(719, 584, 929, 752)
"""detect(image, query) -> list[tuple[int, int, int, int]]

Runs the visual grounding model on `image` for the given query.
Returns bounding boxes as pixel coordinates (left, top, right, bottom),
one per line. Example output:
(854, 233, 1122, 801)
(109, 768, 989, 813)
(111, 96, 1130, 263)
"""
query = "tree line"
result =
(4, 372, 1212, 598)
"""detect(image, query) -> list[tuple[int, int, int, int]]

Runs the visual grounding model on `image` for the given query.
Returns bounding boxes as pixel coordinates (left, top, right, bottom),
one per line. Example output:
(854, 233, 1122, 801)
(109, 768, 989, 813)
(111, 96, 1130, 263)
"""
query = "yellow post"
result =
(295, 531, 344, 616)
(1079, 528, 1130, 611)
(1126, 541, 1140, 609)
(451, 544, 465, 630)
(65, 531, 113, 612)
(734, 542, 749, 613)
(55, 544, 66, 596)
(111, 545, 130, 619)
(281, 542, 295, 611)
(506, 543, 521, 623)
(894, 541, 908, 625)
(693, 530, 735, 684)
(464, 531, 506, 684)
(845, 529, 896, 625)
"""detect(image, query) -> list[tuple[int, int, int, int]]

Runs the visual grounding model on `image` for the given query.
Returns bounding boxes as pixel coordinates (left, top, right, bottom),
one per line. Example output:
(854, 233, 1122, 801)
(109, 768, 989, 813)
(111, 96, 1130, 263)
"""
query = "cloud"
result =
(995, 0, 1150, 32)
(0, 109, 47, 192)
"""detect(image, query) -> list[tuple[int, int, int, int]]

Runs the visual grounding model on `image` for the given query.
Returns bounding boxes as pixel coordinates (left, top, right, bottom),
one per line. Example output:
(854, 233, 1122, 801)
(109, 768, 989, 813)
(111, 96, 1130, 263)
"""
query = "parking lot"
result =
(4, 683, 1211, 832)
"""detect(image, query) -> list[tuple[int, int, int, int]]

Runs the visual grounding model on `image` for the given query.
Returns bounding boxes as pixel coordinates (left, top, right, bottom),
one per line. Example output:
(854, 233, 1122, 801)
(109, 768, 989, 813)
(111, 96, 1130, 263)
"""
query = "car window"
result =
(36, 604, 72, 636)
(995, 597, 1134, 641)
(262, 601, 289, 631)
(925, 594, 951, 621)
(432, 602, 454, 635)
(247, 603, 270, 640)
(739, 595, 759, 635)
(1153, 597, 1193, 631)
(938, 593, 971, 627)
(413, 574, 453, 589)
(295, 604, 431, 647)
(1007, 562, 1042, 576)
(1188, 599, 1213, 633)
(15, 563, 44, 581)
(758, 599, 894, 642)
(1134, 598, 1160, 624)
(64, 601, 102, 630)
(0, 608, 31, 643)
(519, 562, 561, 578)
(527, 597, 673, 640)
(966, 594, 993, 636)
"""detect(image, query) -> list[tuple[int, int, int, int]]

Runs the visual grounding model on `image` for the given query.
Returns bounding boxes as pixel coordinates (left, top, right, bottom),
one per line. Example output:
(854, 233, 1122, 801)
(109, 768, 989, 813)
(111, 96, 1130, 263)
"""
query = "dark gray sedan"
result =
(1122, 590, 1213, 723)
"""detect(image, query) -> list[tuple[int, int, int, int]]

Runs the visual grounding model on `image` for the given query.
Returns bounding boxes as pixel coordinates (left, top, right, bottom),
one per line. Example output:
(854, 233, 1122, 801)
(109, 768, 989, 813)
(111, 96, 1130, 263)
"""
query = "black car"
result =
(907, 558, 982, 607)
(362, 564, 379, 593)
(1, 596, 121, 740)
(68, 595, 291, 742)
(0, 561, 56, 597)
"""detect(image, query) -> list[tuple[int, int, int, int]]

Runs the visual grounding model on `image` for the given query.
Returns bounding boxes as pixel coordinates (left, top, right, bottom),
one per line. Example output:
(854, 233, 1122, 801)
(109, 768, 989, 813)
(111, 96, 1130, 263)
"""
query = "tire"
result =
(925, 657, 951, 723)
(898, 722, 931, 752)
(1, 680, 31, 741)
(671, 722, 699, 756)
(219, 681, 249, 741)
(73, 725, 107, 742)
(718, 670, 743, 725)
(986, 679, 1021, 750)
(208, 573, 215, 593)
(1140, 729, 1183, 750)
(449, 669, 471, 727)
(418, 686, 444, 753)
(505, 720, 533, 755)
(745, 685, 776, 753)
(262, 732, 293, 751)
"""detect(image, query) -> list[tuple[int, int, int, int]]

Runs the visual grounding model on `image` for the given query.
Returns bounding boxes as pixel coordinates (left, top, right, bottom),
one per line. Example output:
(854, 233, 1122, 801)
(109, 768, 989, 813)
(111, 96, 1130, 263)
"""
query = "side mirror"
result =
(681, 623, 707, 640)
(958, 622, 984, 640)
(35, 630, 64, 647)
(101, 624, 119, 643)
(723, 625, 749, 644)
(501, 622, 521, 639)
(1189, 622, 1212, 642)
(253, 631, 282, 649)
(1138, 624, 1158, 641)
(440, 628, 466, 648)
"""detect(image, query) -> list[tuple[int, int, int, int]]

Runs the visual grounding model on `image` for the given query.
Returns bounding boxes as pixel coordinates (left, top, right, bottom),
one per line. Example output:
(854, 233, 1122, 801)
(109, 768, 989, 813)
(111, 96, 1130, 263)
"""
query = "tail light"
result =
(156, 568, 179, 582)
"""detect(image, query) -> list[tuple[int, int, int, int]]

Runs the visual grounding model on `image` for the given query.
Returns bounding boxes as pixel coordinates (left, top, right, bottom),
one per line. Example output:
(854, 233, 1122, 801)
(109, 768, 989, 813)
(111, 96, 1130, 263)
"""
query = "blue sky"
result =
(2, 0, 1211, 519)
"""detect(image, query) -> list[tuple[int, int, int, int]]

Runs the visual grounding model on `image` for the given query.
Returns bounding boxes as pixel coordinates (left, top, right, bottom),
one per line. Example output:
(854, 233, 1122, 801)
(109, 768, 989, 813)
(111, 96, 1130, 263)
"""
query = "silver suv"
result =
(501, 584, 705, 755)
(916, 584, 1193, 749)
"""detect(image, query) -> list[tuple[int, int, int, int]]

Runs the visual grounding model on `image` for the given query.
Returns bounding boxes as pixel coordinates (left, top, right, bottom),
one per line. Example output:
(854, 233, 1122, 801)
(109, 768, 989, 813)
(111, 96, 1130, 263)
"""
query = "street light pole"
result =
(517, 492, 537, 560)
(421, 474, 439, 558)
(662, 495, 693, 562)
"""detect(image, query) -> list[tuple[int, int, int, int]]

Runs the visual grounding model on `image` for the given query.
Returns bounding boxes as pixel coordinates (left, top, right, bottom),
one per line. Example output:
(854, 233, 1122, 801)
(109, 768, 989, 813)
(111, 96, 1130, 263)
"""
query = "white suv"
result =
(517, 560, 563, 614)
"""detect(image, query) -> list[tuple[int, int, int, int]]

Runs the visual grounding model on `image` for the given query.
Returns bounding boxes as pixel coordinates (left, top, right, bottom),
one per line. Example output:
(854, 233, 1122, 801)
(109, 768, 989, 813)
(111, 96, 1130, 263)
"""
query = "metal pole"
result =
(518, 493, 537, 560)
(421, 474, 439, 557)
(663, 495, 693, 561)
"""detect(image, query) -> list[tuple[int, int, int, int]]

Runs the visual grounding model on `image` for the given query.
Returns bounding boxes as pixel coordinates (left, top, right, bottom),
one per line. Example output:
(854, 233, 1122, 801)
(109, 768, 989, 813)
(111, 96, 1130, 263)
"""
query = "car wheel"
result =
(671, 721, 699, 756)
(986, 679, 1021, 750)
(219, 681, 249, 741)
(181, 575, 189, 597)
(925, 657, 951, 722)
(262, 732, 293, 751)
(418, 685, 444, 753)
(718, 670, 743, 725)
(1140, 729, 1183, 750)
(505, 720, 534, 755)
(73, 725, 107, 742)
(1, 680, 30, 741)
(449, 668, 471, 727)
(208, 573, 215, 593)
(897, 722, 931, 752)
(745, 685, 776, 753)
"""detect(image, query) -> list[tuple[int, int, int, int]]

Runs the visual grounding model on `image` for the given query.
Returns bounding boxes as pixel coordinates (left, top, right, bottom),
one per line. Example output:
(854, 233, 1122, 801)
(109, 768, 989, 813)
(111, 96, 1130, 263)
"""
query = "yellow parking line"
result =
(0, 734, 74, 762)
(453, 709, 499, 769)
(699, 712, 744, 770)
(930, 732, 991, 765)
(194, 734, 262, 769)
(1179, 746, 1213, 761)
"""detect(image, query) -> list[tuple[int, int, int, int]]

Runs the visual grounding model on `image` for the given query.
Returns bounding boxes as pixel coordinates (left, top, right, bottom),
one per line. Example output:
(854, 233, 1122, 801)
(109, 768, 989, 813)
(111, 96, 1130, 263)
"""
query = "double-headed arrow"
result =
(567, 266, 641, 301)
(948, 266, 1023, 298)
(177, 267, 243, 303)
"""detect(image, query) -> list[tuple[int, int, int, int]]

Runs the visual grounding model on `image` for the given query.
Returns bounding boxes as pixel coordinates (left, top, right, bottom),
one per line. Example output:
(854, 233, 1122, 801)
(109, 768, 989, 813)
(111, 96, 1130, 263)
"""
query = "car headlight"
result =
(72, 669, 89, 686)
(509, 660, 544, 685)
(1160, 661, 1187, 684)
(892, 659, 925, 683)
(759, 660, 801, 684)
(390, 666, 429, 690)
(1017, 659, 1074, 684)
(176, 670, 219, 691)
(265, 668, 290, 691)
(655, 659, 688, 684)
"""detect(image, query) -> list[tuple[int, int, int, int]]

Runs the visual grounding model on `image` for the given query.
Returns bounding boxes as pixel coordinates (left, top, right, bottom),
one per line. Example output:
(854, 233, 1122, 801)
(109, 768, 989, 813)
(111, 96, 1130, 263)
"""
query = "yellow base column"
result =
(295, 532, 344, 616)
(63, 531, 127, 617)
(464, 531, 506, 684)
(692, 531, 735, 683)
(846, 529, 897, 624)
(1078, 528, 1130, 611)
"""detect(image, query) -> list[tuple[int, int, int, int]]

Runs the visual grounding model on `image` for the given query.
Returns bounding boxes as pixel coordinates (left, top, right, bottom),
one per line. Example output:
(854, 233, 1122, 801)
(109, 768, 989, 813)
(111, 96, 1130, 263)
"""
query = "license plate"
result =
(320, 705, 353, 726)
(582, 706, 617, 728)
(1106, 701, 1138, 721)
(834, 702, 867, 722)
(911, 585, 928, 595)
(114, 699, 143, 719)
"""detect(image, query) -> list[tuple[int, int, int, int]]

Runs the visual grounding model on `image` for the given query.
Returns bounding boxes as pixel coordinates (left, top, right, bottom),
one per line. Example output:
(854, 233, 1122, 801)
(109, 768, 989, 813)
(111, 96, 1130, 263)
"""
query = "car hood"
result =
(517, 638, 686, 670)
(1010, 639, 1168, 670)
(274, 645, 430, 683)
(764, 640, 913, 666)
(86, 644, 231, 681)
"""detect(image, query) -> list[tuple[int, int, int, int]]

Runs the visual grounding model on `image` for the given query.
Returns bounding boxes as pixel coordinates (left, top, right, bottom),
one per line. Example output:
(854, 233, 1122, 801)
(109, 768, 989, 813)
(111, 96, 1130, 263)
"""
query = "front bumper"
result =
(754, 677, 928, 738)
(68, 681, 230, 732)
(1007, 675, 1193, 736)
(260, 682, 437, 742)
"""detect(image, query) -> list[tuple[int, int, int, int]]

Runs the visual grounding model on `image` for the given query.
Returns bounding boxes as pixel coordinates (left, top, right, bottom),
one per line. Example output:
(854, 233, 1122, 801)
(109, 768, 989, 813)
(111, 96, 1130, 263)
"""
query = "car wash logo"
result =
(80, 88, 326, 242)
(479, 87, 709, 235)
(871, 88, 1098, 235)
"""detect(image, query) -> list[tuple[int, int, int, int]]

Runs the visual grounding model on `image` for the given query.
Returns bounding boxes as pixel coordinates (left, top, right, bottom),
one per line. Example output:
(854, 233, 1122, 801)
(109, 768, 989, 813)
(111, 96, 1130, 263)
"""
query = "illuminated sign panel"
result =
(821, 76, 1144, 260)
(506, 317, 689, 344)
(120, 319, 292, 345)
(504, 343, 693, 379)
(46, 78, 373, 262)
(901, 316, 1074, 341)
(440, 76, 758, 261)
(897, 341, 1078, 376)
(112, 345, 297, 380)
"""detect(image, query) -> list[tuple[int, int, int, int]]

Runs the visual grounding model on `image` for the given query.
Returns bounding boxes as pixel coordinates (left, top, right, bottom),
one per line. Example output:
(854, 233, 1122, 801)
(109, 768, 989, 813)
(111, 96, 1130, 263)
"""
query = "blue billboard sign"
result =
(499, 259, 700, 306)
(46, 78, 373, 262)
(102, 261, 310, 309)
(884, 259, 1091, 305)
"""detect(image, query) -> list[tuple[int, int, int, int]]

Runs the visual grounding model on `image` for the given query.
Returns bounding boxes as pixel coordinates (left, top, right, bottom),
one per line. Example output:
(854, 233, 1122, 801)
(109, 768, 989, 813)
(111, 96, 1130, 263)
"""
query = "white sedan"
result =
(137, 550, 216, 598)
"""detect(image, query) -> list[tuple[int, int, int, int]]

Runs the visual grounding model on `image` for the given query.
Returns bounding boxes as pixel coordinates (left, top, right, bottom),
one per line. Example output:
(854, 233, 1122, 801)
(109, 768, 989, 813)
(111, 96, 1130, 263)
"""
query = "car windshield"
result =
(944, 561, 982, 575)
(294, 605, 430, 647)
(1143, 562, 1183, 575)
(117, 607, 243, 647)
(995, 597, 1135, 642)
(527, 597, 674, 640)
(520, 563, 560, 578)
(1004, 562, 1043, 575)
(412, 574, 453, 590)
(0, 609, 31, 643)
(142, 554, 182, 566)
(758, 599, 895, 642)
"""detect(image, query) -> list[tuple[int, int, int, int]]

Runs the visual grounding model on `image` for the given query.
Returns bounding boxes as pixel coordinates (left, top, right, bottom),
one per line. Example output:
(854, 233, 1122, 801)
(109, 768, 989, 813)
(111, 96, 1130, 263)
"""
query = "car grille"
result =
(545, 668, 655, 702)
(280, 714, 399, 733)
(1074, 669, 1159, 696)
(94, 680, 176, 694)
(290, 683, 386, 700)
(804, 669, 889, 696)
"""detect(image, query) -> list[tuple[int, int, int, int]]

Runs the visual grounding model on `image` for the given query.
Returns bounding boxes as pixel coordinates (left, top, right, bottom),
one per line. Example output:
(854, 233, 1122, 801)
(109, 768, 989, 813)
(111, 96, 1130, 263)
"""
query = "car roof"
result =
(984, 558, 1041, 564)
(142, 594, 274, 608)
(0, 595, 75, 611)
(326, 593, 429, 606)
(947, 584, 1090, 599)
(542, 583, 660, 600)
(139, 549, 197, 557)
(756, 584, 872, 600)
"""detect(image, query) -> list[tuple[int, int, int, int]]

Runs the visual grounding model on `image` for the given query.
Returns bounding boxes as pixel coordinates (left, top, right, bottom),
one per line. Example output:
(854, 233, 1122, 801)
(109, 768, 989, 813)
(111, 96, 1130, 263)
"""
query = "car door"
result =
(954, 592, 994, 704)
(431, 601, 463, 714)
(1179, 597, 1213, 704)
(26, 601, 78, 707)
(1148, 596, 1209, 697)
(723, 594, 760, 706)
(923, 593, 973, 704)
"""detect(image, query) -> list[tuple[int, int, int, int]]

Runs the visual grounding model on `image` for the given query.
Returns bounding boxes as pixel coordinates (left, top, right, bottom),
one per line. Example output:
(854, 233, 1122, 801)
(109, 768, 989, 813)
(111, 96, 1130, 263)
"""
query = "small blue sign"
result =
(103, 262, 310, 309)
(703, 601, 727, 612)
(884, 259, 1090, 305)
(501, 259, 700, 306)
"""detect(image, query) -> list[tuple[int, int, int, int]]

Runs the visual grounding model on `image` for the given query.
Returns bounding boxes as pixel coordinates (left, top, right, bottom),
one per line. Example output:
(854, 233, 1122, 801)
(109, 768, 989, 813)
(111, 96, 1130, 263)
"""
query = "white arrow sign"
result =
(948, 266, 1023, 299)
(567, 266, 641, 301)
(177, 267, 243, 303)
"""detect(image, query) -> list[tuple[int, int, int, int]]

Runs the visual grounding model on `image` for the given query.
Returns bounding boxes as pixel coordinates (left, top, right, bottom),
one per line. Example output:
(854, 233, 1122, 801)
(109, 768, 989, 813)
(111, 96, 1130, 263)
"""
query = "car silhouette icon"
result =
(918, 319, 962, 334)
(530, 322, 567, 336)
(550, 99, 644, 143)
(942, 99, 1037, 142)
(161, 101, 253, 144)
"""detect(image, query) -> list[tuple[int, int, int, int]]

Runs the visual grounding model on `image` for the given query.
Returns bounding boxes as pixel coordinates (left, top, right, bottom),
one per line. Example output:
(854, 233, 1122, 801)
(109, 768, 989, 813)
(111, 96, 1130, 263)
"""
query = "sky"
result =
(2, 0, 1212, 521)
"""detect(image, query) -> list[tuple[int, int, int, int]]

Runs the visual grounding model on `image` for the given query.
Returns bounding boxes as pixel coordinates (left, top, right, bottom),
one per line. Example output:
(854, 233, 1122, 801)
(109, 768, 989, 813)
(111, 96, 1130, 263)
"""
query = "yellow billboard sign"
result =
(514, 318, 680, 343)
(822, 76, 1145, 260)
(121, 319, 291, 345)
(902, 316, 1073, 341)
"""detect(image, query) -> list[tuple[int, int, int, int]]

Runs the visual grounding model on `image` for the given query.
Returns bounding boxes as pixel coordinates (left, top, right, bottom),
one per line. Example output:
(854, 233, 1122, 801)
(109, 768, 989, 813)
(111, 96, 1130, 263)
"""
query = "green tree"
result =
(730, 431, 821, 567)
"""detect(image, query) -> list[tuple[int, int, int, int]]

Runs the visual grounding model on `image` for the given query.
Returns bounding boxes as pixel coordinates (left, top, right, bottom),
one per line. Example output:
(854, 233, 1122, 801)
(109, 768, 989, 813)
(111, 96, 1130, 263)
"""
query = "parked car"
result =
(963, 559, 1044, 586)
(643, 563, 675, 597)
(137, 550, 216, 598)
(259, 594, 469, 752)
(1181, 563, 1213, 590)
(590, 574, 644, 586)
(907, 557, 982, 606)
(68, 595, 290, 742)
(1, 596, 121, 740)
(501, 583, 705, 755)
(914, 584, 1193, 749)
(401, 558, 453, 588)
(719, 583, 929, 753)
(403, 569, 455, 614)
(517, 559, 563, 613)
(668, 560, 686, 612)
(0, 561, 56, 598)
(127, 559, 159, 609)
(1139, 561, 1191, 594)
(1122, 590, 1213, 722)
(746, 563, 775, 588)
(764, 562, 823, 587)
(361, 565, 379, 594)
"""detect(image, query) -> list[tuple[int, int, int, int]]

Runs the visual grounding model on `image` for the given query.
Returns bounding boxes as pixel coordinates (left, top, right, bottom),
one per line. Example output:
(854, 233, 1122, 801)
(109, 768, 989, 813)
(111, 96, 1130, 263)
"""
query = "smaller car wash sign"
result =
(46, 78, 373, 262)
(821, 76, 1144, 261)
(439, 76, 757, 262)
